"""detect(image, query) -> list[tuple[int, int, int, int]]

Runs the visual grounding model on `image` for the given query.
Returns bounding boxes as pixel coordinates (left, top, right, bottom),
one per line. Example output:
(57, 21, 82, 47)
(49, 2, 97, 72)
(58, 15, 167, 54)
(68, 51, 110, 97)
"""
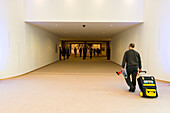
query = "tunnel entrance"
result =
(60, 40, 110, 61)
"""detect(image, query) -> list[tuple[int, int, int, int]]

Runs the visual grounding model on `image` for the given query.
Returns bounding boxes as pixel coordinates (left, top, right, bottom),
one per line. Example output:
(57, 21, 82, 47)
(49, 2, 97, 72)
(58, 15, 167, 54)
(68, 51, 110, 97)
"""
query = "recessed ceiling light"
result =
(110, 25, 113, 27)
(56, 24, 58, 26)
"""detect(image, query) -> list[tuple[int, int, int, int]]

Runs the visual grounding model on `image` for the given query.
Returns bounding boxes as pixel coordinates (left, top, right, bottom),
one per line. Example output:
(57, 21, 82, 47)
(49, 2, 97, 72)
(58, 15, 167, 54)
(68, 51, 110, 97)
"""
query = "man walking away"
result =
(122, 43, 142, 92)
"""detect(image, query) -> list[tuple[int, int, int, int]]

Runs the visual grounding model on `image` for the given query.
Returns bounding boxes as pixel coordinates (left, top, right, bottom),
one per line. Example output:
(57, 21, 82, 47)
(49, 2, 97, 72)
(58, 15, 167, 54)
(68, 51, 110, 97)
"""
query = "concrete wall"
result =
(111, 0, 170, 81)
(0, 0, 60, 79)
(25, 0, 143, 22)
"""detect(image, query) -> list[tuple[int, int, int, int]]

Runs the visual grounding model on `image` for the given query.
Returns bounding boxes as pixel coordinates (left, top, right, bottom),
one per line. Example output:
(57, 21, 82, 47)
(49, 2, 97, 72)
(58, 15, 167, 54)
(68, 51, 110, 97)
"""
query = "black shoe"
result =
(129, 88, 133, 92)
(129, 85, 135, 92)
(131, 87, 136, 92)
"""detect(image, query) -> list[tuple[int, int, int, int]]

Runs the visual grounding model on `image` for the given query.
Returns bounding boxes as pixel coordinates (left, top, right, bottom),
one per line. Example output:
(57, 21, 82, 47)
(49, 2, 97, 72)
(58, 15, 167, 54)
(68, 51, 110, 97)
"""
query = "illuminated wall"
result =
(0, 0, 60, 79)
(25, 0, 143, 22)
(111, 0, 170, 81)
(0, 18, 9, 72)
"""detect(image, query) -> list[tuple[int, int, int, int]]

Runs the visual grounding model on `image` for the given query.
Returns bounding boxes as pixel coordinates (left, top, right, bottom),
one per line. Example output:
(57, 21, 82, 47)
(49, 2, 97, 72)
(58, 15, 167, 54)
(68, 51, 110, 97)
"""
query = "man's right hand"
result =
(121, 68, 125, 72)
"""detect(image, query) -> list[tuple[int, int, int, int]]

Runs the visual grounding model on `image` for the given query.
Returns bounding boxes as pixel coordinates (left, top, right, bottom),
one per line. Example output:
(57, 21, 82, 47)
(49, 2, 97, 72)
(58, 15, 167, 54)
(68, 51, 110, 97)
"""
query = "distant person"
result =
(121, 43, 142, 92)
(66, 48, 70, 59)
(107, 47, 110, 60)
(97, 48, 100, 56)
(79, 48, 82, 57)
(59, 47, 62, 60)
(90, 48, 93, 59)
(93, 48, 96, 56)
(85, 47, 87, 59)
(83, 47, 85, 60)
(74, 47, 77, 58)
(83, 46, 87, 60)
(62, 47, 66, 60)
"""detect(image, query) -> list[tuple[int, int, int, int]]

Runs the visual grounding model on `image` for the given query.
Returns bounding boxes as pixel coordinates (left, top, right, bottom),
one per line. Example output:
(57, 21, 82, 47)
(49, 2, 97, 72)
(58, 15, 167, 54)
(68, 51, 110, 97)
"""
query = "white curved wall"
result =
(0, 0, 60, 79)
(25, 0, 143, 22)
(111, 0, 170, 81)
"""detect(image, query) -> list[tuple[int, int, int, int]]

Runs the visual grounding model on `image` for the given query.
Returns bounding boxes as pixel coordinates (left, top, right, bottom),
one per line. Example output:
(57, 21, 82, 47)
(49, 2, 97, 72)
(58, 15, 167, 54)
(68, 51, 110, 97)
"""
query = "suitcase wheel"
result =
(140, 91, 143, 97)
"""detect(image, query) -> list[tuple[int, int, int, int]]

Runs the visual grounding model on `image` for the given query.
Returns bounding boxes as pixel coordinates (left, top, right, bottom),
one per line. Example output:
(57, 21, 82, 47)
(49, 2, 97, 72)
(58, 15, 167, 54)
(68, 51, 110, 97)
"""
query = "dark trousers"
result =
(125, 66, 138, 89)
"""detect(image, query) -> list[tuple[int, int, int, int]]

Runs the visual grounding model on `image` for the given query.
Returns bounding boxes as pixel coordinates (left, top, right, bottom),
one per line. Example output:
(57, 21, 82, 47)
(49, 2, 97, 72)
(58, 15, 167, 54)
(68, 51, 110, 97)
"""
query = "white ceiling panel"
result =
(27, 22, 142, 40)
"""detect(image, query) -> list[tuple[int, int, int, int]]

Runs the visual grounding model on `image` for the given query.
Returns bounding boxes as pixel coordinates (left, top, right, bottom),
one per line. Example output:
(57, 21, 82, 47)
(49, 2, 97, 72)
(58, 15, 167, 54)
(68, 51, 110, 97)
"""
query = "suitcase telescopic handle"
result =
(139, 71, 147, 74)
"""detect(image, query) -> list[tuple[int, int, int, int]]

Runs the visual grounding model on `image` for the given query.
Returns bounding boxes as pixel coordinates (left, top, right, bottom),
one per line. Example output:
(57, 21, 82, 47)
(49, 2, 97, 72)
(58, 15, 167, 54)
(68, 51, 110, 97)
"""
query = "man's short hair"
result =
(129, 43, 135, 48)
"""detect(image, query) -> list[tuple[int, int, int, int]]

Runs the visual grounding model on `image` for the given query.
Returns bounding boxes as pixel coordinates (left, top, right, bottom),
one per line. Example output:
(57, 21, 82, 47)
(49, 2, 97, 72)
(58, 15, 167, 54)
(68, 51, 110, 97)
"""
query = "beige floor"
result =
(0, 56, 170, 113)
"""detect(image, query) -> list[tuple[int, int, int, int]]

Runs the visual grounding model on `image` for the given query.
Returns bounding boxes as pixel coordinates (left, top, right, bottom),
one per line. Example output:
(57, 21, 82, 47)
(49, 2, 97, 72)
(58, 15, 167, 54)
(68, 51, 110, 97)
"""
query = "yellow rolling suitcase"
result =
(137, 71, 158, 98)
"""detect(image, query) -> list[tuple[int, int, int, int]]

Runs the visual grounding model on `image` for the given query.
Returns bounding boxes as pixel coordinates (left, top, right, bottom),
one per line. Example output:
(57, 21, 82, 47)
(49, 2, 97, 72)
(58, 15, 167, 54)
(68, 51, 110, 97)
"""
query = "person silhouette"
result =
(83, 46, 87, 60)
(79, 48, 82, 57)
(90, 48, 93, 59)
(66, 48, 70, 59)
(62, 47, 66, 60)
(74, 47, 77, 58)
(97, 48, 100, 56)
(107, 47, 110, 60)
(93, 48, 96, 57)
(59, 47, 62, 60)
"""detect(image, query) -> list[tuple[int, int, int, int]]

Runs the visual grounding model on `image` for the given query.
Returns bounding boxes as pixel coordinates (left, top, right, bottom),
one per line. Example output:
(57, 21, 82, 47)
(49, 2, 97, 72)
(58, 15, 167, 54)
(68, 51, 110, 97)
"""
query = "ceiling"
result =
(28, 22, 142, 40)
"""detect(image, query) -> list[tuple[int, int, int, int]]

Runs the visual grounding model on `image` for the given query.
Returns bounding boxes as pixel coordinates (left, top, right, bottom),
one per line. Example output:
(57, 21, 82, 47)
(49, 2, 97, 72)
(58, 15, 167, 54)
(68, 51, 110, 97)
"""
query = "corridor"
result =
(1, 0, 170, 113)
(0, 58, 170, 113)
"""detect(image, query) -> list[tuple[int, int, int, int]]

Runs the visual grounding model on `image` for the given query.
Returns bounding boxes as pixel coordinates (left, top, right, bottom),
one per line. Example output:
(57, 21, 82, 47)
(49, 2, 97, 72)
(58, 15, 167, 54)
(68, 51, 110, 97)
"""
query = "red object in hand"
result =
(116, 71, 122, 75)
(117, 72, 122, 74)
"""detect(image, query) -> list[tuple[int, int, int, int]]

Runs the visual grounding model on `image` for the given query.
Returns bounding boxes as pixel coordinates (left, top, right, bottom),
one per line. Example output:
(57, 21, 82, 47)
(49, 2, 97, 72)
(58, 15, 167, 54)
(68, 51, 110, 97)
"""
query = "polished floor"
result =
(0, 56, 170, 113)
